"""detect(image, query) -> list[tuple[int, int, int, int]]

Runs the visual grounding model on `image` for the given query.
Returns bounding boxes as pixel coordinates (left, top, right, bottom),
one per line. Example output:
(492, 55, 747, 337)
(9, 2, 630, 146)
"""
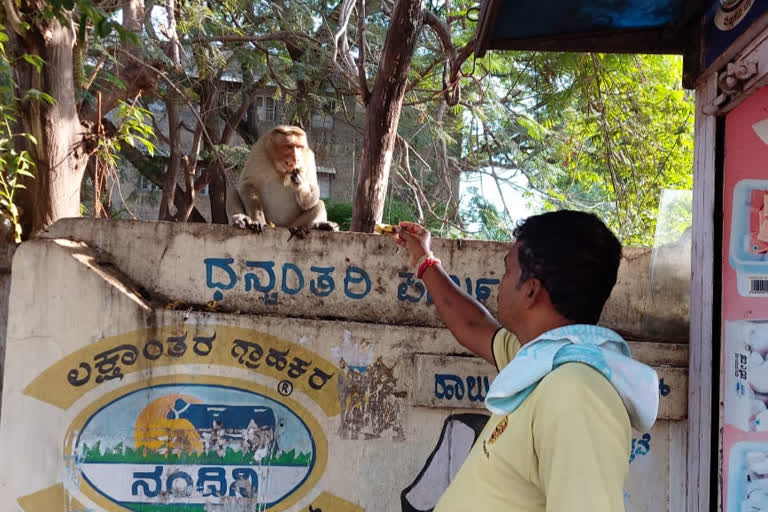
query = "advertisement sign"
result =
(722, 85, 768, 511)
(704, 0, 768, 67)
(3, 325, 361, 512)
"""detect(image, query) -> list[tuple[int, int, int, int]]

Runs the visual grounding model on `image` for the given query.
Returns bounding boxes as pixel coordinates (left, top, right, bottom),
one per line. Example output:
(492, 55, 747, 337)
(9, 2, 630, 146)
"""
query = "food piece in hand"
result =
(375, 223, 398, 235)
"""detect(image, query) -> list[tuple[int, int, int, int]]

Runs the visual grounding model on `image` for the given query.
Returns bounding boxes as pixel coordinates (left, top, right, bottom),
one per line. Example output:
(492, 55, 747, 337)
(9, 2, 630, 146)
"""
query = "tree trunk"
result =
(200, 83, 227, 224)
(350, 0, 425, 232)
(208, 165, 229, 224)
(12, 12, 88, 236)
(205, 82, 259, 224)
(158, 0, 181, 221)
(124, 0, 145, 44)
(79, 0, 156, 126)
(159, 96, 181, 220)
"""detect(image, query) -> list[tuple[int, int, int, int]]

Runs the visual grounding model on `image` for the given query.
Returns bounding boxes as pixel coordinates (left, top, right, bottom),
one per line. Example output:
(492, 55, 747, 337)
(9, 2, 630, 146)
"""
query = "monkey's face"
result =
(270, 133, 308, 176)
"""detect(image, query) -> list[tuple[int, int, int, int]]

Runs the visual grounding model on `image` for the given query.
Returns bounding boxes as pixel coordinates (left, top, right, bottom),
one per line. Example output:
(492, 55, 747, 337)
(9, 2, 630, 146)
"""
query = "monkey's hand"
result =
(232, 213, 267, 234)
(232, 213, 252, 229)
(288, 226, 311, 240)
(290, 168, 303, 186)
(313, 221, 339, 232)
(288, 222, 339, 240)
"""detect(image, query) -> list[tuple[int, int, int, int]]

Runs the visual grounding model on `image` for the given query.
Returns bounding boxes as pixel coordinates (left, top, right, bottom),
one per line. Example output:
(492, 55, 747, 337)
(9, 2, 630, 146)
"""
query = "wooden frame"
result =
(688, 72, 718, 512)
(700, 20, 768, 116)
(699, 10, 768, 81)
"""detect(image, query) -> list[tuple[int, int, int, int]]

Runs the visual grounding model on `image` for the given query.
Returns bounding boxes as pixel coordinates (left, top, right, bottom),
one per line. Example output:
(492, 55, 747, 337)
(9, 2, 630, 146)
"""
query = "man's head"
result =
(497, 210, 622, 338)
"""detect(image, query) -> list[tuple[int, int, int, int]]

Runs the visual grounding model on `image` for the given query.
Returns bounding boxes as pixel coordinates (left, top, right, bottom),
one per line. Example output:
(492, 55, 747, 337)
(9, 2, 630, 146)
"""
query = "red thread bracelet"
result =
(417, 257, 441, 279)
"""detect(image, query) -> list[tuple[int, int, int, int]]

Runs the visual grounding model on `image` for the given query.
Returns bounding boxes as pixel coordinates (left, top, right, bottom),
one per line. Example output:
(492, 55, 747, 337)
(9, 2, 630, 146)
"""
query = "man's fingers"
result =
(396, 227, 413, 242)
(398, 221, 421, 234)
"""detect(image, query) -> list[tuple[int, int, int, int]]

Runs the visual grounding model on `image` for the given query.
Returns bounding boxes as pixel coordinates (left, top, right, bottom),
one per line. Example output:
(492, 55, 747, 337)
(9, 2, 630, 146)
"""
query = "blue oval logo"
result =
(75, 383, 317, 510)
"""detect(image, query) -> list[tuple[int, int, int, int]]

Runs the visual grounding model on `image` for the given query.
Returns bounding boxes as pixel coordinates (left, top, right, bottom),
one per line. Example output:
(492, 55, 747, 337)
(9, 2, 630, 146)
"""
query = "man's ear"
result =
(525, 278, 545, 305)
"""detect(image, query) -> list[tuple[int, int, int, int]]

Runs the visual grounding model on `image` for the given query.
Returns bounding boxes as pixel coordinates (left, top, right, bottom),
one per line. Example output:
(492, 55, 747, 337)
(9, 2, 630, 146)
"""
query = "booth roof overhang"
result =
(474, 0, 717, 85)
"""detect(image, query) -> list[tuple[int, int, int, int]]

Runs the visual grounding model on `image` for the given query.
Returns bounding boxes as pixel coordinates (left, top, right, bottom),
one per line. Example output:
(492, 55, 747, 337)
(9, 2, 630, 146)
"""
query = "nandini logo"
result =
(76, 384, 317, 510)
(17, 326, 350, 512)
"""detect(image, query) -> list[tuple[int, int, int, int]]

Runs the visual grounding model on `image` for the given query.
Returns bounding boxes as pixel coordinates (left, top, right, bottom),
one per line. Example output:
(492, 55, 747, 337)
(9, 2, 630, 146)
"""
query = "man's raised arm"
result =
(394, 222, 500, 364)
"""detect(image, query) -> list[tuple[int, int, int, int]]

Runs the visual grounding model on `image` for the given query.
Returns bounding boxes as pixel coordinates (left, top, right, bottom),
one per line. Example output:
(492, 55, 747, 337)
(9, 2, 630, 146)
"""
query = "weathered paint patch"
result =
(17, 483, 87, 512)
(337, 357, 404, 440)
(300, 491, 365, 511)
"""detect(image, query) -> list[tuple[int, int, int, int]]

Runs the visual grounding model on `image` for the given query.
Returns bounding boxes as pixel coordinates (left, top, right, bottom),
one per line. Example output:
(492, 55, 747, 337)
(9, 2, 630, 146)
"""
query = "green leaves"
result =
(0, 24, 37, 243)
(0, 0, 690, 245)
(24, 88, 56, 105)
(48, 0, 76, 10)
(518, 116, 548, 141)
(21, 54, 44, 73)
(0, 137, 37, 243)
(102, 72, 127, 91)
(100, 100, 157, 159)
(460, 52, 694, 245)
(460, 191, 514, 241)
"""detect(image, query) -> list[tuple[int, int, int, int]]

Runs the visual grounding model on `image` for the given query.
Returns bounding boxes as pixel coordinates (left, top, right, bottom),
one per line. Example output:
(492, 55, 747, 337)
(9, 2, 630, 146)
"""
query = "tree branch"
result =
(2, 0, 26, 36)
(356, 0, 370, 104)
(395, 135, 468, 233)
(115, 48, 225, 170)
(80, 53, 160, 124)
(422, 9, 475, 105)
(187, 32, 321, 46)
(434, 99, 460, 221)
(423, 10, 455, 61)
(107, 118, 206, 222)
(158, 0, 181, 221)
(396, 136, 424, 223)
(331, 0, 357, 75)
(220, 87, 261, 144)
(589, 53, 623, 227)
(83, 55, 107, 92)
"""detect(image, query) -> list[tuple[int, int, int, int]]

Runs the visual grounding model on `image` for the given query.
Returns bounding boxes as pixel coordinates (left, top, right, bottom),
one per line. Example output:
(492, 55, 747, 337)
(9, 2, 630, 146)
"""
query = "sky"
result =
(459, 168, 537, 230)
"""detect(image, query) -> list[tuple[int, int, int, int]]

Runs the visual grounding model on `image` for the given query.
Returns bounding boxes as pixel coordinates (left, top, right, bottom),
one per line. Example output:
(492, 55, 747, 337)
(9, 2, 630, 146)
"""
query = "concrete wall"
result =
(0, 220, 689, 511)
(40, 218, 691, 341)
(0, 241, 14, 414)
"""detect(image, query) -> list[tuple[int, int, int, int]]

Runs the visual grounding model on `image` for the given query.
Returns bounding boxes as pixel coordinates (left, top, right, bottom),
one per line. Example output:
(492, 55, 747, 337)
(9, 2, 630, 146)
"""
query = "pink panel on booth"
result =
(721, 85, 768, 511)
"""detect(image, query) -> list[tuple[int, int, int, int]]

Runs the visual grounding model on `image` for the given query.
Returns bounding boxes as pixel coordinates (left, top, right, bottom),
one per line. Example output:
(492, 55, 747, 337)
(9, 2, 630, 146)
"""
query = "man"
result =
(394, 210, 659, 512)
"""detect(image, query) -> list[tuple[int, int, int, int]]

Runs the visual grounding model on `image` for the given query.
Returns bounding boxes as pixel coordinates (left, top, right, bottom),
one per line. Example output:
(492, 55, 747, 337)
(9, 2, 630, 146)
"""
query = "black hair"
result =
(512, 210, 622, 324)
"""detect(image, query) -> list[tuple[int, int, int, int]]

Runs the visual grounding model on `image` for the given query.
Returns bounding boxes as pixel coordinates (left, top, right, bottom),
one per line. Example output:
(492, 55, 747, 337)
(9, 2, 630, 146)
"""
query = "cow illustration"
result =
(167, 398, 280, 460)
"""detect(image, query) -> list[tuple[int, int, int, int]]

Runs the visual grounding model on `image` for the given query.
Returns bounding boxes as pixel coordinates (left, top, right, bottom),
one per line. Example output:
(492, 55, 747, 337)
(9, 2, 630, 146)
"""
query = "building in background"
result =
(110, 86, 364, 222)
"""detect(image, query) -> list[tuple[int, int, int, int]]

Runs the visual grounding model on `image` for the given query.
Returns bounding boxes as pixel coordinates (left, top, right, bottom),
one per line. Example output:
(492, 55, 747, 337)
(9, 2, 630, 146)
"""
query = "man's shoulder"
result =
(492, 327, 520, 370)
(534, 362, 623, 408)
(529, 363, 631, 439)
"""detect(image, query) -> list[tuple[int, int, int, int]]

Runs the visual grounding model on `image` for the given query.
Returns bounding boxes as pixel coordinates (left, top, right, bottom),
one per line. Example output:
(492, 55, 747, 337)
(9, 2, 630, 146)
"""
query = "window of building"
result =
(318, 175, 331, 199)
(311, 101, 336, 130)
(317, 166, 335, 199)
(137, 174, 161, 192)
(255, 96, 279, 121)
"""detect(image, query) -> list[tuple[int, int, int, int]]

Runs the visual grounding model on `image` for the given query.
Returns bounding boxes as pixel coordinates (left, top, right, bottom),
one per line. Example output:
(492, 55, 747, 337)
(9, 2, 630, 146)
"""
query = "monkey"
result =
(227, 125, 338, 237)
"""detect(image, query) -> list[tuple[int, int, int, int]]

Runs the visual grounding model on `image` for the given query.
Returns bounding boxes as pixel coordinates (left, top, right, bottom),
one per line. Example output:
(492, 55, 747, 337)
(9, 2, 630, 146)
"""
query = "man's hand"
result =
(394, 221, 431, 267)
(391, 220, 501, 364)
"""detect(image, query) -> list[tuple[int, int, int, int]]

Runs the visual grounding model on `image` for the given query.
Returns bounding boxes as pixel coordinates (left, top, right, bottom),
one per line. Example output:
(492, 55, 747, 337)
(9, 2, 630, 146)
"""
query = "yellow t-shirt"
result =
(434, 328, 631, 512)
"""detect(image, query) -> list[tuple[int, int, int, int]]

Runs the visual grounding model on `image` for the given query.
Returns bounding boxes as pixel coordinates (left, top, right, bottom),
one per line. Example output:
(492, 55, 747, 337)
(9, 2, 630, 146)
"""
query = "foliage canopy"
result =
(0, 0, 694, 246)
